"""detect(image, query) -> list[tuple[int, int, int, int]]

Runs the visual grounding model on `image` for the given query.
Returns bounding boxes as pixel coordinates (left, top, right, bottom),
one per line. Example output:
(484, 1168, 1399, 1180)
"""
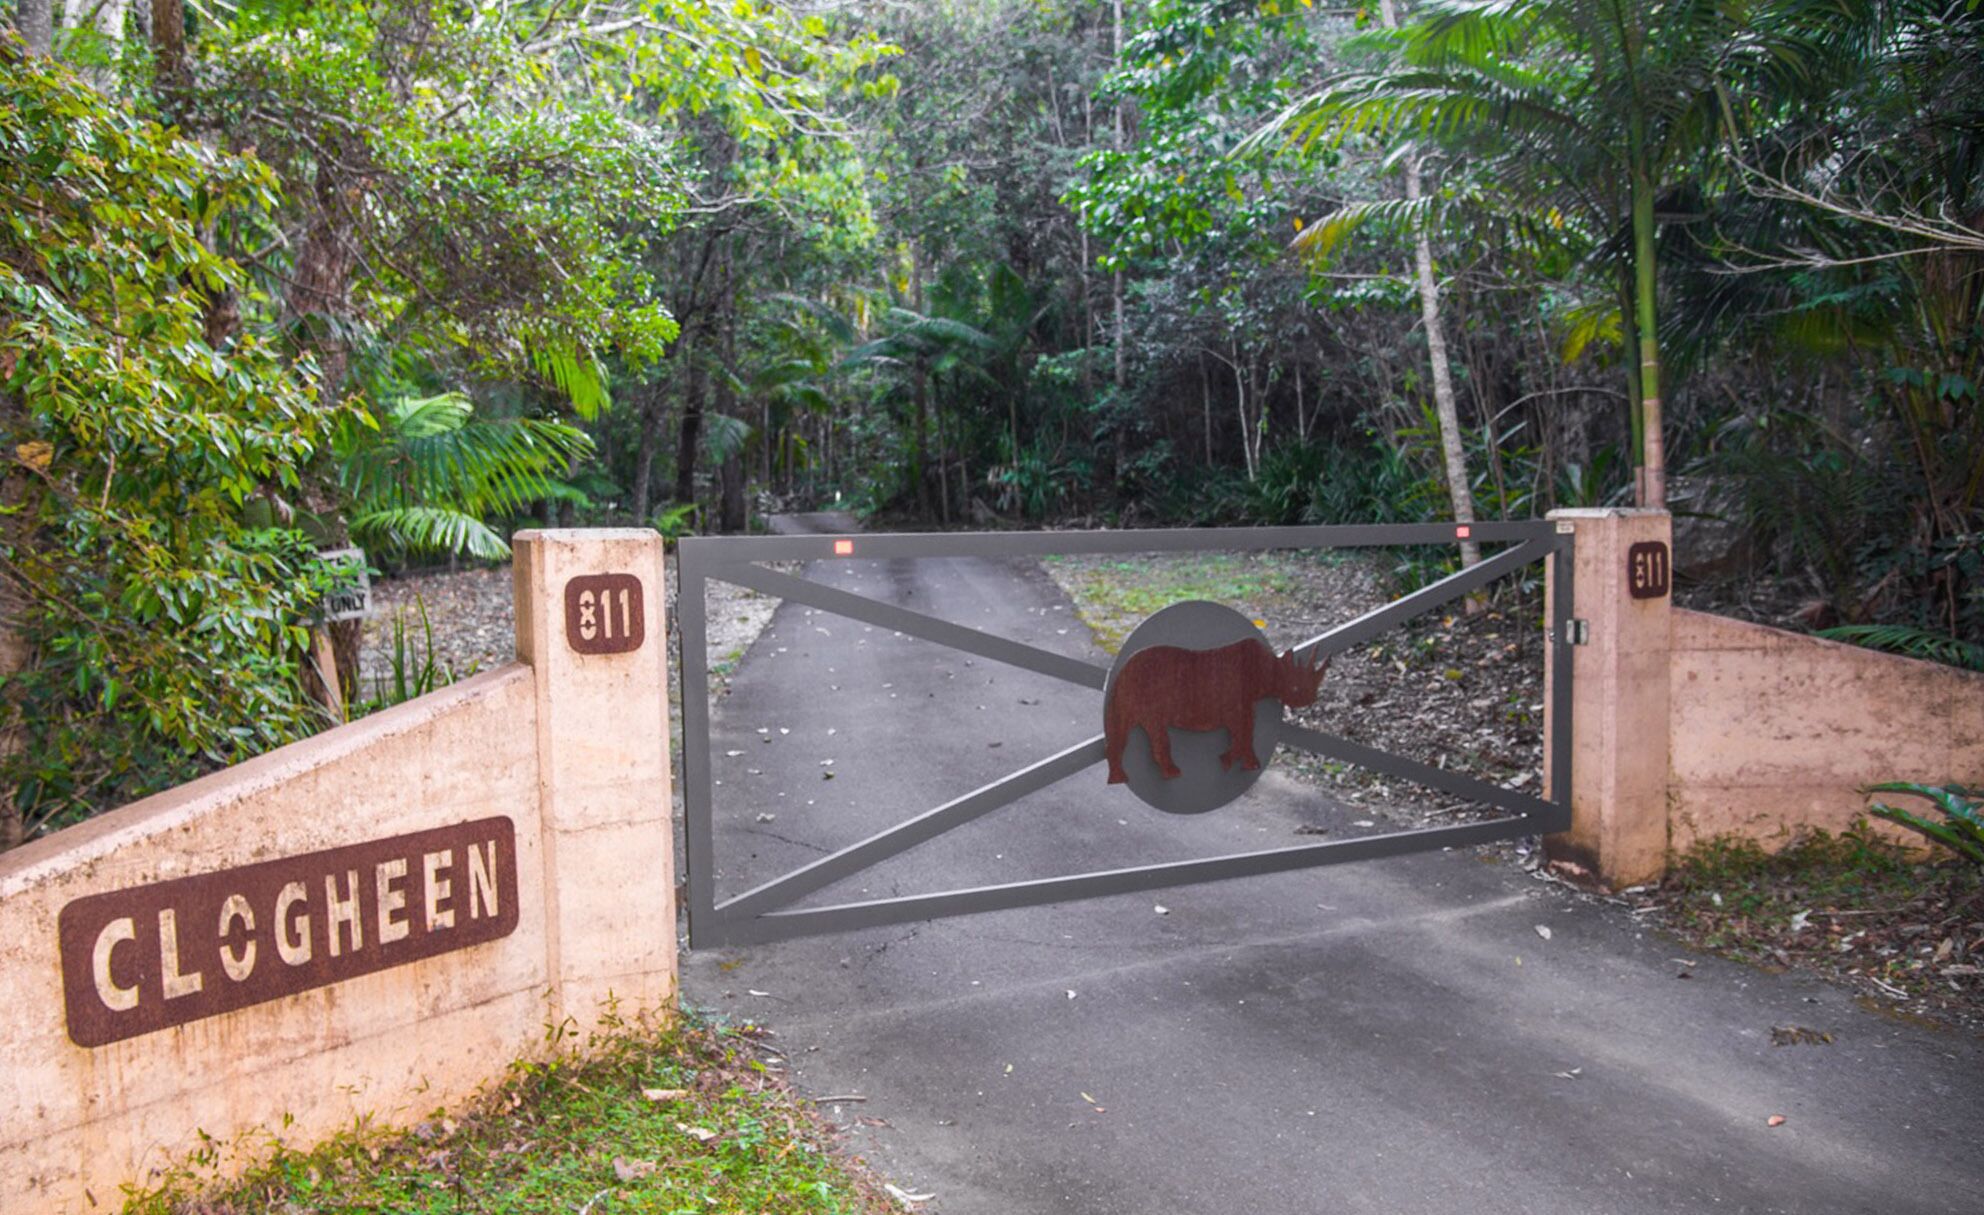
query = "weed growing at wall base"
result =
(122, 1014, 900, 1215)
(1653, 825, 1984, 1031)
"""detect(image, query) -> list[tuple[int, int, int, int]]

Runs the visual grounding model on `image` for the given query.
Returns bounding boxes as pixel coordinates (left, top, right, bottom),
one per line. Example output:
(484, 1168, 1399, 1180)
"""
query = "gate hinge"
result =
(1555, 618, 1590, 646)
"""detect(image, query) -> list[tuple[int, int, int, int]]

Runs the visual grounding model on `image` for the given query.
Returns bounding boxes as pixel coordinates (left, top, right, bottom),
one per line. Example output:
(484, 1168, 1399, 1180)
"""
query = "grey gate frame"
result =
(678, 522, 1574, 948)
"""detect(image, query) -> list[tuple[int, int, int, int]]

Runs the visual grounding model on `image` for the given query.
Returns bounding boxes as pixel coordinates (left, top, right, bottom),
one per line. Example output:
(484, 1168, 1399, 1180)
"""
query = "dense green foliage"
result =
(2, 0, 1978, 841)
(338, 393, 594, 562)
(0, 2, 894, 841)
(0, 35, 337, 839)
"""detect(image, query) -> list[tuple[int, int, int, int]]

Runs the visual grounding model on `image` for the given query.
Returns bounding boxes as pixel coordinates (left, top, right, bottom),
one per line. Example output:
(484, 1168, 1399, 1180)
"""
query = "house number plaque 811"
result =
(565, 573, 645, 655)
(1627, 541, 1671, 600)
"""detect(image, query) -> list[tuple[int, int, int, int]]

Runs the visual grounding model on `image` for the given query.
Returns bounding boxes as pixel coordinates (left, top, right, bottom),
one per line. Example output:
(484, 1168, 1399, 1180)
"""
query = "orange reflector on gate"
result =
(833, 539, 854, 555)
(1455, 525, 1471, 540)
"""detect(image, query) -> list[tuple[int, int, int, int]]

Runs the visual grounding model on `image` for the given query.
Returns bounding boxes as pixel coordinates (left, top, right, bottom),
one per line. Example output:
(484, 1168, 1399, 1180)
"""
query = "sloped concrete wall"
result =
(1550, 508, 1984, 883)
(0, 529, 675, 1211)
(1668, 608, 1984, 853)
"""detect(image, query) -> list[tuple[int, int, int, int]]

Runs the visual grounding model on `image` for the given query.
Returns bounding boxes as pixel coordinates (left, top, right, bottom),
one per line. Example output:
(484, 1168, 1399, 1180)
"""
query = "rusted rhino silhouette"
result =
(1106, 639, 1328, 784)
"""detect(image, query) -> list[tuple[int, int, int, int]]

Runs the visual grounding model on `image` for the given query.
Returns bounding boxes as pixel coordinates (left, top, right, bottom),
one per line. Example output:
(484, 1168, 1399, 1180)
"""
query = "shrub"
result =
(0, 37, 337, 842)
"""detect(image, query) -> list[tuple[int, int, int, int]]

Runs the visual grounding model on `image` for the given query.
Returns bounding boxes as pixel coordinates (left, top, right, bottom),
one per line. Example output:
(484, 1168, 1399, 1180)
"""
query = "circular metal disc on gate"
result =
(1103, 600, 1286, 815)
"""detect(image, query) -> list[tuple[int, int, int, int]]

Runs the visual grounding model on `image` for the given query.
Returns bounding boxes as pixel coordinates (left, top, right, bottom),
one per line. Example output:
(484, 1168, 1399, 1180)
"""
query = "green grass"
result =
(1042, 552, 1303, 652)
(125, 1015, 895, 1215)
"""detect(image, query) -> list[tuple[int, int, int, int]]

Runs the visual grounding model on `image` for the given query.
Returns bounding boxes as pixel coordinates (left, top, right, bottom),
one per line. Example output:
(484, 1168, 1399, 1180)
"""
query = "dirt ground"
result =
(1041, 548, 1549, 831)
(357, 562, 778, 695)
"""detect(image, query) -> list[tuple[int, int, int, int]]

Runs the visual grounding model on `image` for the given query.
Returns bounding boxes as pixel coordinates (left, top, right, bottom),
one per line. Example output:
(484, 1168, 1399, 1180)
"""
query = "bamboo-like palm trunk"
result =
(1379, 0, 1481, 574)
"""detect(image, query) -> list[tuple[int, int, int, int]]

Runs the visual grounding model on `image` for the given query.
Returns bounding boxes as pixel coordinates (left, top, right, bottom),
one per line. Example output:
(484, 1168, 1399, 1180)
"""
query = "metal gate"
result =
(678, 522, 1573, 947)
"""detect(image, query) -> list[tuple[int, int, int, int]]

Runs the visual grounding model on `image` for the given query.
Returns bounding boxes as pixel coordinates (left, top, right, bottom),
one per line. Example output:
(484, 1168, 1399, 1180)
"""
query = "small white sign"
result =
(317, 547, 372, 623)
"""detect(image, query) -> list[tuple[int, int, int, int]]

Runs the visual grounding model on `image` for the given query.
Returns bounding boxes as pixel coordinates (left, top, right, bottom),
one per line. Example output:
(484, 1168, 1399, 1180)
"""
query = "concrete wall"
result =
(1548, 509, 1984, 884)
(1669, 608, 1984, 853)
(0, 529, 674, 1211)
(1543, 509, 1674, 887)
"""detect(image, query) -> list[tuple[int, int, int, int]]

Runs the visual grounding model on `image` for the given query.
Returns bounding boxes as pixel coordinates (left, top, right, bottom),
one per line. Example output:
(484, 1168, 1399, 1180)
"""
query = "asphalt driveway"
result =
(679, 514, 1984, 1215)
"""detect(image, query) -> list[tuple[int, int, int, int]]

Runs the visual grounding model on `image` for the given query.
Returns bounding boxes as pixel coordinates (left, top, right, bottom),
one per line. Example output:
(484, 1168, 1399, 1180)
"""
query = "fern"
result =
(337, 391, 594, 561)
(701, 412, 754, 465)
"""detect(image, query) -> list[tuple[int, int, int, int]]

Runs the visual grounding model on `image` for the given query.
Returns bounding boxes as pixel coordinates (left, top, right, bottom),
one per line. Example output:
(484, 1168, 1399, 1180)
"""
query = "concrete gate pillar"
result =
(1543, 508, 1673, 888)
(514, 529, 677, 1031)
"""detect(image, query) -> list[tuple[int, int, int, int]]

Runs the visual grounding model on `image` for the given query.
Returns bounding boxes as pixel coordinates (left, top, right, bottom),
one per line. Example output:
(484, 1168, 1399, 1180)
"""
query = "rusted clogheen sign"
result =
(58, 817, 519, 1047)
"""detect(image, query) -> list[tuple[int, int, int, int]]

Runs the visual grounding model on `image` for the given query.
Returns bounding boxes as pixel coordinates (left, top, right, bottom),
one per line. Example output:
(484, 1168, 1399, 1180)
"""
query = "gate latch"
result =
(1554, 619, 1590, 646)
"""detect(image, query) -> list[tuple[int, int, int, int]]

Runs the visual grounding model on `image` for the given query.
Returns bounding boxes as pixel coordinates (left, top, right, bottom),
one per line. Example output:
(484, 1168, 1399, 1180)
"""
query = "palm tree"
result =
(337, 392, 594, 561)
(1252, 0, 1846, 508)
(839, 297, 1001, 518)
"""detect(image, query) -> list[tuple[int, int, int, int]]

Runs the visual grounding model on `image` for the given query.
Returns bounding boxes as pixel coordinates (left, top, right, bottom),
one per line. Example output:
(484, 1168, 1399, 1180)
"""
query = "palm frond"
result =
(349, 506, 512, 561)
(701, 413, 754, 464)
(338, 392, 594, 560)
(1557, 298, 1622, 362)
(1292, 196, 1439, 265)
(530, 338, 612, 419)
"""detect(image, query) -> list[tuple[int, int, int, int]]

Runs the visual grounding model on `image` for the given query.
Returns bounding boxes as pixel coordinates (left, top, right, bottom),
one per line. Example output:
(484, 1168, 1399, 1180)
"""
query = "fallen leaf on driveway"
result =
(1767, 1115, 1787, 1128)
(613, 1156, 658, 1181)
(885, 1182, 937, 1207)
(1535, 925, 1553, 941)
(1153, 904, 1170, 915)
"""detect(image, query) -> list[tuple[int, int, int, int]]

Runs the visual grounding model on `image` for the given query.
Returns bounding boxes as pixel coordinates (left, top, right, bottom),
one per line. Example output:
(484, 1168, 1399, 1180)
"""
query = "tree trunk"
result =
(278, 168, 365, 699)
(151, 0, 188, 118)
(1295, 362, 1307, 444)
(673, 331, 706, 507)
(283, 179, 359, 401)
(1380, 0, 1480, 574)
(0, 388, 35, 849)
(631, 378, 661, 523)
(1199, 355, 1213, 465)
(911, 256, 931, 518)
(1111, 0, 1126, 389)
(718, 457, 745, 533)
(17, 0, 54, 55)
(62, 0, 123, 81)
(1629, 154, 1667, 509)
(1228, 345, 1255, 482)
(716, 307, 745, 534)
